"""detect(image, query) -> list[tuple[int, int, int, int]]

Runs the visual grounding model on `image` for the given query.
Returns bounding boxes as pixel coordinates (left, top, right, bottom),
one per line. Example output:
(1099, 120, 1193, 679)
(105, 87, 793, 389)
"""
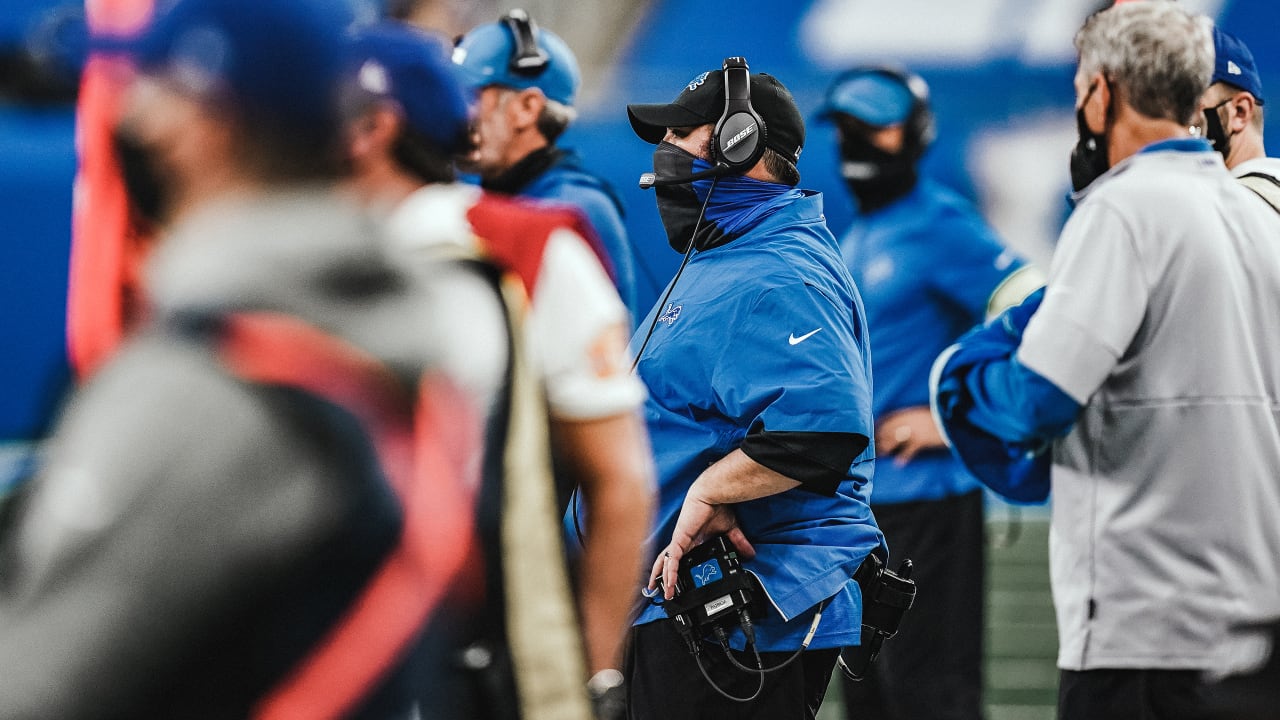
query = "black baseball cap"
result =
(627, 68, 806, 164)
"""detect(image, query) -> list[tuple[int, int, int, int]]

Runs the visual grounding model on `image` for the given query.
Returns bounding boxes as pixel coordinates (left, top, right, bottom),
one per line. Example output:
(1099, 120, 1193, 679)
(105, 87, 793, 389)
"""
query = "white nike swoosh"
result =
(788, 328, 822, 345)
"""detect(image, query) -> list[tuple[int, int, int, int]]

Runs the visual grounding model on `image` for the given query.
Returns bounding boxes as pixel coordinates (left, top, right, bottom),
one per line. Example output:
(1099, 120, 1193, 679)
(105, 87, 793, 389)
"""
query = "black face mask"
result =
(1069, 82, 1110, 192)
(651, 142, 725, 253)
(839, 131, 917, 213)
(111, 127, 172, 226)
(1201, 99, 1234, 161)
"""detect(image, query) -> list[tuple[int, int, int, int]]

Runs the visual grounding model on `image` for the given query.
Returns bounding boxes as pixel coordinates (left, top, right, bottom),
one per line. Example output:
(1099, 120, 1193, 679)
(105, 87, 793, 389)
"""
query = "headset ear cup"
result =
(714, 57, 767, 174)
(714, 110, 767, 172)
(905, 94, 935, 161)
(895, 68, 934, 160)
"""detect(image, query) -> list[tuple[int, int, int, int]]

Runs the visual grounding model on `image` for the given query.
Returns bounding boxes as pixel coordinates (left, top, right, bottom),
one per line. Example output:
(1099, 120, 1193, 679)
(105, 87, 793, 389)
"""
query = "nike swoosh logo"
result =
(788, 328, 822, 345)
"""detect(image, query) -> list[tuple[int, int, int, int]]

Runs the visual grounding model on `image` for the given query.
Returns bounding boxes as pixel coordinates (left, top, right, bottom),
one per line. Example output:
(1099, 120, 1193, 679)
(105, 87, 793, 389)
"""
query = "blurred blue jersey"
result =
(843, 178, 1025, 504)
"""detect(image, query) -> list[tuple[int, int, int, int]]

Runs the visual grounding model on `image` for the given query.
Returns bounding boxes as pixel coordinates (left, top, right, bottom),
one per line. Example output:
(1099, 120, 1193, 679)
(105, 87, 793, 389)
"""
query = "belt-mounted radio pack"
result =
(839, 554, 917, 681)
(649, 534, 916, 702)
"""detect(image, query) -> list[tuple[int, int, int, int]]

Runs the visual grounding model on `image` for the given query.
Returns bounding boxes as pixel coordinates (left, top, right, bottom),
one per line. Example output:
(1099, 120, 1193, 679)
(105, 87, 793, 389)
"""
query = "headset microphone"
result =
(637, 164, 727, 190)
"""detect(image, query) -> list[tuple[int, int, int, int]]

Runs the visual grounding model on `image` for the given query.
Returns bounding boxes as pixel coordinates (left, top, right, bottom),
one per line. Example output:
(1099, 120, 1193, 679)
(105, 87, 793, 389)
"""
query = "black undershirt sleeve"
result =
(738, 422, 870, 496)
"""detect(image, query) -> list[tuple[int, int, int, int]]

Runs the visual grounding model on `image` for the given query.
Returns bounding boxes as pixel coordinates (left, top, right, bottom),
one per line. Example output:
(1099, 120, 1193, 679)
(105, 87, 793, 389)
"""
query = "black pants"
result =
(842, 490, 985, 720)
(625, 618, 839, 720)
(1058, 668, 1222, 720)
(1200, 620, 1280, 720)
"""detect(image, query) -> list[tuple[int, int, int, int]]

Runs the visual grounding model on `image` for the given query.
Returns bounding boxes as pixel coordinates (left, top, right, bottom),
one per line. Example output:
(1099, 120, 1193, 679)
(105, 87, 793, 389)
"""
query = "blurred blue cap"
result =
(451, 10, 580, 106)
(349, 22, 471, 153)
(1212, 26, 1265, 105)
(100, 0, 355, 134)
(818, 69, 916, 127)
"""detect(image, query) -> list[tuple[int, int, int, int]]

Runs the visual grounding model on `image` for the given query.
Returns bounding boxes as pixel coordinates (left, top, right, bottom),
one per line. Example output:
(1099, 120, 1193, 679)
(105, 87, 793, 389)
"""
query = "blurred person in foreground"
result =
(820, 65, 1041, 720)
(624, 60, 884, 719)
(341, 21, 654, 719)
(931, 3, 1280, 719)
(452, 9, 639, 320)
(0, 0, 498, 717)
(1199, 26, 1279, 211)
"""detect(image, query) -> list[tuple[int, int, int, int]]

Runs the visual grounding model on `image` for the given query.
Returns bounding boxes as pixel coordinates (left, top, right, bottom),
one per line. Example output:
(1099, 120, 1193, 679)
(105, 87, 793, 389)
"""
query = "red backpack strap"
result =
(466, 192, 615, 296)
(67, 0, 160, 380)
(213, 311, 479, 720)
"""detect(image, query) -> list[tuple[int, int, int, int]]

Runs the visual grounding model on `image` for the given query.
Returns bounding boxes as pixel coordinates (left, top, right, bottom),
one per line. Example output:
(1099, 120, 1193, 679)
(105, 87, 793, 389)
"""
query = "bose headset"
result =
(639, 56, 766, 188)
(714, 57, 767, 173)
(500, 9, 549, 76)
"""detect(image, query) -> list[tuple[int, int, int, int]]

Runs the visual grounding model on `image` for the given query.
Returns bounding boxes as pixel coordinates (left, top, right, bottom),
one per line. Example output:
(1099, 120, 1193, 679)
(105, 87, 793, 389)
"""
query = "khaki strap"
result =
(1239, 173, 1280, 215)
(497, 274, 593, 720)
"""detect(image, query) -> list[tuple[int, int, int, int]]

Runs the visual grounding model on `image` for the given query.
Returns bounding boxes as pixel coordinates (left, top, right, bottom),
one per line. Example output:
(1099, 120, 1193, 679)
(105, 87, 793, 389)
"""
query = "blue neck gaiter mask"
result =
(652, 142, 803, 253)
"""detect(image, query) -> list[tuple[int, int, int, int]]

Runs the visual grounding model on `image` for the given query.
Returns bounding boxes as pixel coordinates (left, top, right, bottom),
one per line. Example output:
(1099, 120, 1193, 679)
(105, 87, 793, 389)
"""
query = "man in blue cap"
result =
(342, 21, 654, 720)
(820, 66, 1039, 720)
(1199, 26, 1279, 212)
(0, 1, 495, 717)
(1195, 26, 1280, 720)
(452, 10, 639, 321)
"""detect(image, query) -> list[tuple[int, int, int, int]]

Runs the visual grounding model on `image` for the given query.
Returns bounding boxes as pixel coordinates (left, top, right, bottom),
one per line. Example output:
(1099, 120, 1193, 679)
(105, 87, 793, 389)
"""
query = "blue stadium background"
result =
(3, 0, 1278, 468)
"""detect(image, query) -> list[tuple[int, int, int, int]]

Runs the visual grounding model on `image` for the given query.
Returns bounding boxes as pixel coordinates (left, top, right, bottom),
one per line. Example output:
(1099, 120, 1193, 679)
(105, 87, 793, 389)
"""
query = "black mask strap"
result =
(1069, 79, 1113, 193)
(1202, 97, 1235, 160)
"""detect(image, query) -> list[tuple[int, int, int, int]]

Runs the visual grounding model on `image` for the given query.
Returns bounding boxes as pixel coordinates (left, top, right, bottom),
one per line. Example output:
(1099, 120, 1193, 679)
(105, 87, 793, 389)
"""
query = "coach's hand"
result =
(647, 449, 797, 599)
(649, 489, 755, 600)
(876, 405, 945, 466)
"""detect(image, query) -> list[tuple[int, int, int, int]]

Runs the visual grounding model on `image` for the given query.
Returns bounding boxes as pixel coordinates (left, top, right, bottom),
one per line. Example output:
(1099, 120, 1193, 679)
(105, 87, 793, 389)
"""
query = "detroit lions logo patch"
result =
(658, 303, 682, 326)
(687, 72, 710, 92)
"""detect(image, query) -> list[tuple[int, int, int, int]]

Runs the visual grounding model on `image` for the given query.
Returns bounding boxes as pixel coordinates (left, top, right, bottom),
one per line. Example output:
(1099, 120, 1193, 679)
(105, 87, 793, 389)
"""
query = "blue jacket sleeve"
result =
(921, 204, 1024, 320)
(930, 288, 1079, 503)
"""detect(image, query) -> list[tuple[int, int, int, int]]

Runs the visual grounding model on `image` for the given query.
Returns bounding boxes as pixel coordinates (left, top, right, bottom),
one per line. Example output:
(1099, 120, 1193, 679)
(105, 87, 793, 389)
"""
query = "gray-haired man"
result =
(932, 3, 1280, 718)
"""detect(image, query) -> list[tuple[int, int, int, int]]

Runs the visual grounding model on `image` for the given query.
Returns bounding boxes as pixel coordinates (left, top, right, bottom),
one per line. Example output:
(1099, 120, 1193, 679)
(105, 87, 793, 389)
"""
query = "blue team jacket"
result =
(631, 189, 884, 651)
(842, 179, 1024, 504)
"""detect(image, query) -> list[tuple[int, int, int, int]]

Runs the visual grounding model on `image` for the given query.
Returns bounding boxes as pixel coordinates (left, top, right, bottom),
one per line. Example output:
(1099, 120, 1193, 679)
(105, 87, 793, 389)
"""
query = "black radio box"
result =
(661, 535, 760, 633)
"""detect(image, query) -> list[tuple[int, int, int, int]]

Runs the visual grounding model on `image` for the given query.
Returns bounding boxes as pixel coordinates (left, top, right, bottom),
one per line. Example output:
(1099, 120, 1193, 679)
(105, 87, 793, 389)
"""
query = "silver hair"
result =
(536, 98, 578, 143)
(493, 87, 578, 142)
(1074, 2, 1213, 125)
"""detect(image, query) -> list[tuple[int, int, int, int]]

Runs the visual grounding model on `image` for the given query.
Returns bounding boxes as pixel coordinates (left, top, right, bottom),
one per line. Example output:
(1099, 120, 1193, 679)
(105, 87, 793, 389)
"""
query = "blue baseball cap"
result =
(98, 0, 354, 135)
(451, 10, 580, 107)
(349, 22, 471, 153)
(1212, 26, 1265, 104)
(818, 69, 917, 127)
